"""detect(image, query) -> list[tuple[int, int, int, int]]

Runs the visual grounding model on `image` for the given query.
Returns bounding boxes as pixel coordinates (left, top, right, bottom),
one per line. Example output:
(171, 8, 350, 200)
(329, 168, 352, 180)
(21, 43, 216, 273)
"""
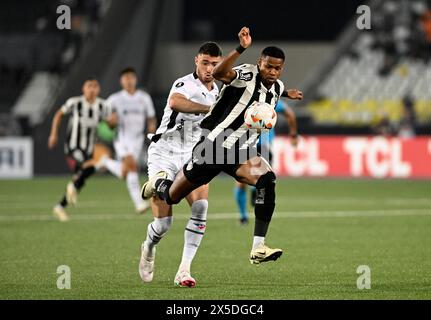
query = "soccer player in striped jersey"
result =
(48, 78, 114, 221)
(98, 67, 157, 214)
(235, 100, 298, 225)
(142, 27, 303, 269)
(138, 42, 222, 287)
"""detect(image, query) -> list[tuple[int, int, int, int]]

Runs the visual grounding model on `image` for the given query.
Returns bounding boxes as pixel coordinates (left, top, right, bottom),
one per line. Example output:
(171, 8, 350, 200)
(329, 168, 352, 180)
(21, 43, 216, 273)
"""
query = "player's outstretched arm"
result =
(48, 109, 64, 149)
(146, 117, 157, 134)
(212, 26, 252, 84)
(106, 112, 118, 129)
(282, 89, 304, 100)
(169, 93, 211, 114)
(284, 106, 299, 147)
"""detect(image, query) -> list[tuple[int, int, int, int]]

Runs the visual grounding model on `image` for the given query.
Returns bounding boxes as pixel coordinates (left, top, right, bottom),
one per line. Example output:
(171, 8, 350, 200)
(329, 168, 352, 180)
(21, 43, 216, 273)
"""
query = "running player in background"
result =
(139, 42, 222, 288)
(98, 67, 157, 213)
(235, 100, 298, 224)
(48, 78, 114, 221)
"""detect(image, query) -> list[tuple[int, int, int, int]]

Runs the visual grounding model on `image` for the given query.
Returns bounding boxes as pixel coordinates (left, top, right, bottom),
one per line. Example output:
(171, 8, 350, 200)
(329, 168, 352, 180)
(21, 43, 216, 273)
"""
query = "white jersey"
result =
(107, 89, 155, 142)
(147, 72, 218, 180)
(155, 72, 219, 152)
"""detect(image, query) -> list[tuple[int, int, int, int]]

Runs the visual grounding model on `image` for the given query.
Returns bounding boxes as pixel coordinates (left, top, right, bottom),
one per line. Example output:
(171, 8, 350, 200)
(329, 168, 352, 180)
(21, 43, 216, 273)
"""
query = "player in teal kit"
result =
(234, 99, 298, 224)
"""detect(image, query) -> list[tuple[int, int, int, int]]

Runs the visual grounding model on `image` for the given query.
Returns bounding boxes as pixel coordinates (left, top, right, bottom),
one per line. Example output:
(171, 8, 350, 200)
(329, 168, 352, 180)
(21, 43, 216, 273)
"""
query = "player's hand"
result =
(48, 135, 57, 149)
(238, 27, 252, 49)
(290, 134, 299, 147)
(287, 89, 303, 100)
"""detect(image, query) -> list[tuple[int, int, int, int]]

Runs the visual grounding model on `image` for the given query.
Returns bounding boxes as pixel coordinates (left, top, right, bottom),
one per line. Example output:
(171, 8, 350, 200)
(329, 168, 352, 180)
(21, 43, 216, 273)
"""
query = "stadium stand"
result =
(302, 0, 431, 134)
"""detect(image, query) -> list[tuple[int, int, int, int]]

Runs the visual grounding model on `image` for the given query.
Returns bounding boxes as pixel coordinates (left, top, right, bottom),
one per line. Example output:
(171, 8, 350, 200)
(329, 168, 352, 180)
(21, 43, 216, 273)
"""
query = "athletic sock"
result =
(104, 158, 123, 178)
(253, 172, 276, 247)
(234, 185, 248, 220)
(126, 172, 144, 209)
(59, 195, 68, 208)
(73, 166, 96, 191)
(253, 236, 266, 249)
(144, 216, 173, 251)
(179, 200, 208, 272)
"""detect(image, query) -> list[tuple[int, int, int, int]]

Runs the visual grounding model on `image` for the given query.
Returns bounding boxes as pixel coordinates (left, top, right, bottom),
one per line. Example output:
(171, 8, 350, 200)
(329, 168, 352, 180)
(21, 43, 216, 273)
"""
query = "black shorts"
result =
(183, 137, 259, 186)
(64, 146, 92, 173)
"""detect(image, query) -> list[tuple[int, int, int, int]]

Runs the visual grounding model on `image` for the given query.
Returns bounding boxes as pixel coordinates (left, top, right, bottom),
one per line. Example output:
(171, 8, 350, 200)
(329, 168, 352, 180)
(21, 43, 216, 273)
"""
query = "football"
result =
(244, 101, 277, 129)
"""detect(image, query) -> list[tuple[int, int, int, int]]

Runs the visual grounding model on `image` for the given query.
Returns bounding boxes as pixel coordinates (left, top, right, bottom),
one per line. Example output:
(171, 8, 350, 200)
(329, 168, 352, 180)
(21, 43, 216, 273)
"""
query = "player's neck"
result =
(199, 79, 214, 91)
(124, 88, 137, 95)
(85, 97, 97, 104)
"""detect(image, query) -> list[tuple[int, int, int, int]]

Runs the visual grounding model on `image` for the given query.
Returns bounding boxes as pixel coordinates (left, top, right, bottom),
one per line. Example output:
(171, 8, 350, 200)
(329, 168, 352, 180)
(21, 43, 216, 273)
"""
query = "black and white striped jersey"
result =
(61, 96, 111, 162)
(200, 64, 284, 150)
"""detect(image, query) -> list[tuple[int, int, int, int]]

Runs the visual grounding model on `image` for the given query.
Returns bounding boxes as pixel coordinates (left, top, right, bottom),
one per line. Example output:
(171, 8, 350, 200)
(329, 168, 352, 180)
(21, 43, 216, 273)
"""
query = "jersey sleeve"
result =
(230, 64, 256, 87)
(106, 94, 118, 113)
(170, 79, 196, 100)
(101, 100, 114, 120)
(60, 98, 76, 115)
(143, 93, 156, 118)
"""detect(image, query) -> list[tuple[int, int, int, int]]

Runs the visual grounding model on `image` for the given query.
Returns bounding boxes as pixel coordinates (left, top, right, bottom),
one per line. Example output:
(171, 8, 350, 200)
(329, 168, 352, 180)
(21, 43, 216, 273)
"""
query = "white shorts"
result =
(147, 139, 193, 180)
(114, 138, 143, 161)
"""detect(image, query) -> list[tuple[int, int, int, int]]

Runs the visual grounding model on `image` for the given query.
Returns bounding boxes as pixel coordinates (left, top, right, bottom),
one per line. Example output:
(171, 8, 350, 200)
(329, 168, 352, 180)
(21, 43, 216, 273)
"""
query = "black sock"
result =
(155, 179, 174, 204)
(73, 166, 95, 191)
(253, 172, 276, 237)
(59, 195, 68, 208)
(254, 218, 272, 237)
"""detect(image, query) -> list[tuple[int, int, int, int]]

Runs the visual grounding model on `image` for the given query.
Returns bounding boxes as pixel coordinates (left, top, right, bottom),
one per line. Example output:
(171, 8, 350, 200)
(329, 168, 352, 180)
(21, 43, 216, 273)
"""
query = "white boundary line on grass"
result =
(0, 208, 430, 222)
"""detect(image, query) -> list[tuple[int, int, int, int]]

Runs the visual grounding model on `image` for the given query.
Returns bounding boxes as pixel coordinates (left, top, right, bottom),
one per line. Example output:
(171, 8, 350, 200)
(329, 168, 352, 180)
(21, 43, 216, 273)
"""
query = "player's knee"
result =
(150, 216, 173, 236)
(191, 199, 208, 220)
(256, 171, 276, 188)
(127, 159, 138, 172)
(255, 171, 276, 203)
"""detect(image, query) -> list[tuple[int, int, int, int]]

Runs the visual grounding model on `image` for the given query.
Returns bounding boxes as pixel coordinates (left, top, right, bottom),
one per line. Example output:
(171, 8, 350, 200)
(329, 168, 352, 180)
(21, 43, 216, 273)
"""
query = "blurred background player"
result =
(98, 67, 157, 213)
(139, 42, 222, 288)
(235, 100, 298, 224)
(48, 78, 114, 221)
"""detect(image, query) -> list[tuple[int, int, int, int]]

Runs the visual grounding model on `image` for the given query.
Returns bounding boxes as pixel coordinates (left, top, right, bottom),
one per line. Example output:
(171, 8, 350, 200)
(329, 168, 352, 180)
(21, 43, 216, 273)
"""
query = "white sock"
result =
(105, 158, 123, 178)
(179, 199, 208, 272)
(253, 236, 265, 249)
(145, 216, 173, 251)
(126, 172, 144, 209)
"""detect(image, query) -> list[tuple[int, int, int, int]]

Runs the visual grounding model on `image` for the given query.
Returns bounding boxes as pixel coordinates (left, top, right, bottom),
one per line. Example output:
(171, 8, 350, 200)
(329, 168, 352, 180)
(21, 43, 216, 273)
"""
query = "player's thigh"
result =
(150, 197, 172, 218)
(236, 181, 247, 189)
(185, 184, 209, 206)
(122, 155, 138, 173)
(147, 143, 179, 181)
(234, 156, 273, 186)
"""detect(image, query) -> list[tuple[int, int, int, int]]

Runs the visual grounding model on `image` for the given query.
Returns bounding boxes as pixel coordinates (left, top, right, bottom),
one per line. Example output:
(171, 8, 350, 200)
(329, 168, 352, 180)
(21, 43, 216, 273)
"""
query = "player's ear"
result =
(195, 56, 199, 66)
(257, 57, 262, 67)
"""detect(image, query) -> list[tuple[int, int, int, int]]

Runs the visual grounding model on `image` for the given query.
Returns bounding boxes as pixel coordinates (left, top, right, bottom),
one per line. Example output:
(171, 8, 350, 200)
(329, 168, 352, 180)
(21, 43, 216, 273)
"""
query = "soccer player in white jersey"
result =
(138, 42, 222, 288)
(143, 27, 303, 273)
(99, 68, 157, 213)
(48, 78, 114, 221)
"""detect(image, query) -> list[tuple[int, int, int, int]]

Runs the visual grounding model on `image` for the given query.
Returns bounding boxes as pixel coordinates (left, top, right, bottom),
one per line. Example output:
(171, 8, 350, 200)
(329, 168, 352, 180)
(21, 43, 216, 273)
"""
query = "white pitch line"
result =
(0, 209, 430, 222)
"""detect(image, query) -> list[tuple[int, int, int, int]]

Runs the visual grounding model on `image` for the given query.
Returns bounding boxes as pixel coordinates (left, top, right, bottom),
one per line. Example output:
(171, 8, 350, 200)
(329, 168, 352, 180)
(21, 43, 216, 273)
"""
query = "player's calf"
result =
(140, 215, 173, 282)
(253, 171, 276, 236)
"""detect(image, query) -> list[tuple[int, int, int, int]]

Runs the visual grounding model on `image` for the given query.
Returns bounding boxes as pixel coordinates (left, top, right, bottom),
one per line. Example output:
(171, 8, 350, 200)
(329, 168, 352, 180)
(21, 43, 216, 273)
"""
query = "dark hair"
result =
(83, 76, 98, 83)
(261, 46, 285, 61)
(119, 67, 137, 77)
(198, 42, 223, 57)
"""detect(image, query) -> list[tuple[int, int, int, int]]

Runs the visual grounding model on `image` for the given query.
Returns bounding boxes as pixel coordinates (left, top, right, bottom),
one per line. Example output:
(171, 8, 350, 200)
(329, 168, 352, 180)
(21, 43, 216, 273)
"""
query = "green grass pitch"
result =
(0, 176, 430, 299)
